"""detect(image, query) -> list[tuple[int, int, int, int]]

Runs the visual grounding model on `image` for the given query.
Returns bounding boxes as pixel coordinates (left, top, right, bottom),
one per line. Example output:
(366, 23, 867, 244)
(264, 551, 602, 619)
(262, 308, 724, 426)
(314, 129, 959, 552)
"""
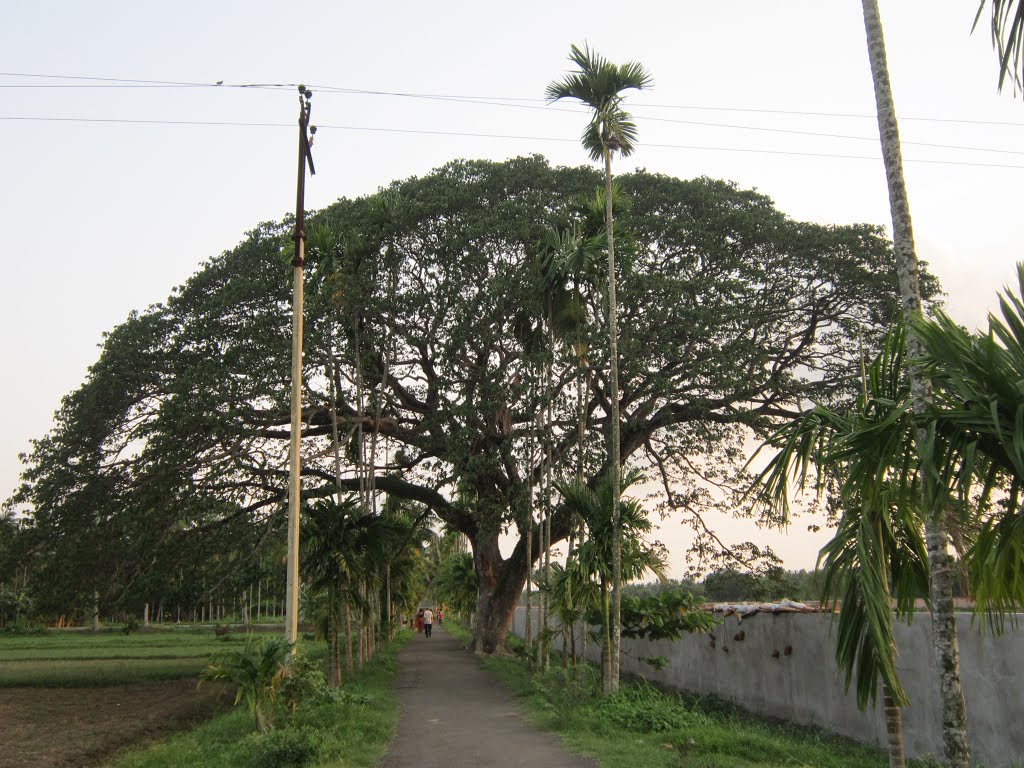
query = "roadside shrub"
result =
(122, 615, 141, 634)
(244, 727, 318, 768)
(3, 617, 42, 634)
(200, 634, 292, 732)
(278, 653, 332, 712)
(590, 682, 698, 733)
(530, 666, 600, 728)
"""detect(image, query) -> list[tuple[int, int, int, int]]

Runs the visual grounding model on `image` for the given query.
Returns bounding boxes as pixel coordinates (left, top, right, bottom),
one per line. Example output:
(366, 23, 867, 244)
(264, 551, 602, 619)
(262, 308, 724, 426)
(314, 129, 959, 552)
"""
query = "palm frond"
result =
(546, 42, 652, 161)
(975, 0, 1024, 91)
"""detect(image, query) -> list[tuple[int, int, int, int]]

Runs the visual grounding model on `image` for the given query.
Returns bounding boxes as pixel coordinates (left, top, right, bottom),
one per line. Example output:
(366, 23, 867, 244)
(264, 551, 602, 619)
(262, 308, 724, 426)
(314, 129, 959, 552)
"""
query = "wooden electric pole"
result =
(285, 85, 316, 645)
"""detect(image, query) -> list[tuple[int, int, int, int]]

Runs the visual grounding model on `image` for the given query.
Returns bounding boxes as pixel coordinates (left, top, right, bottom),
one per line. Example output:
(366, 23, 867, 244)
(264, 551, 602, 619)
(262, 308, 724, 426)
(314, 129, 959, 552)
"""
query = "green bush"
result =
(200, 634, 292, 732)
(122, 615, 141, 634)
(244, 727, 318, 768)
(278, 652, 332, 712)
(3, 617, 42, 634)
(589, 683, 699, 733)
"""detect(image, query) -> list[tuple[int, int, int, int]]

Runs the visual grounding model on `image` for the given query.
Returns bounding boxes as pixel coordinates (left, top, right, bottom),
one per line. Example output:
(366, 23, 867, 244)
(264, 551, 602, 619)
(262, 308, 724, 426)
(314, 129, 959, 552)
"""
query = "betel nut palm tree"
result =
(752, 323, 929, 768)
(860, 3, 969, 765)
(547, 42, 651, 694)
(556, 469, 668, 688)
(917, 264, 1024, 629)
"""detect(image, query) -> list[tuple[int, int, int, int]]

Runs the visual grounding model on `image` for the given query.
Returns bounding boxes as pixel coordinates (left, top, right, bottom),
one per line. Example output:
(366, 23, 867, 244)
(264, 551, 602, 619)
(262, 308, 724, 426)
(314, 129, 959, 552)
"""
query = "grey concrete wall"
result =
(510, 607, 1024, 767)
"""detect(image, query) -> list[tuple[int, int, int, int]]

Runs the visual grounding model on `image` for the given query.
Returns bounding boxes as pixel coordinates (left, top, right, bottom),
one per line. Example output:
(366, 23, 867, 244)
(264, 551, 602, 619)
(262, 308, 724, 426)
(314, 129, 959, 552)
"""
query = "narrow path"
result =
(379, 626, 596, 767)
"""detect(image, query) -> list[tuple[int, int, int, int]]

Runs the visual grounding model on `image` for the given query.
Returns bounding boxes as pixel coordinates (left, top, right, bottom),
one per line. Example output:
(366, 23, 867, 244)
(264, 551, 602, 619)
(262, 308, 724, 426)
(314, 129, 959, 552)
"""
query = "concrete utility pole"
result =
(285, 85, 316, 645)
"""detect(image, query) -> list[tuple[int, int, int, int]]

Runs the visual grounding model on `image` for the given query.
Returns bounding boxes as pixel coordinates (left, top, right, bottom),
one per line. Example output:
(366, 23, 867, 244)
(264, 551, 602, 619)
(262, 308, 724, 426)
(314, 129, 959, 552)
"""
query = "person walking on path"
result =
(422, 608, 433, 638)
(380, 626, 596, 768)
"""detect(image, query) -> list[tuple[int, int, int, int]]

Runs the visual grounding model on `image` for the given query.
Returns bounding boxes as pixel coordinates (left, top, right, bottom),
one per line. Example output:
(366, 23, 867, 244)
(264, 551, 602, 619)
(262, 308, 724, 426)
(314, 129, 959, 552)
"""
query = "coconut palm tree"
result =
(547, 43, 651, 694)
(859, 3, 970, 764)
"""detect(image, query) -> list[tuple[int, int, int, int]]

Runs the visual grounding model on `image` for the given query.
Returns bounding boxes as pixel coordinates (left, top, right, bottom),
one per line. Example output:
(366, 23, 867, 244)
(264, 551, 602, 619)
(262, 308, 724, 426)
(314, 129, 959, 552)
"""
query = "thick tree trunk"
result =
(860, 3, 970, 766)
(470, 531, 527, 654)
(883, 683, 907, 768)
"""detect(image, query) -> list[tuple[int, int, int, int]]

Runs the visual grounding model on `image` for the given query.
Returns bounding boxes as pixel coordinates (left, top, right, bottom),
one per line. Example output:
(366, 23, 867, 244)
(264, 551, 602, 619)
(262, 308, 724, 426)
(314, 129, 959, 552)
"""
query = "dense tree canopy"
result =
(7, 156, 927, 648)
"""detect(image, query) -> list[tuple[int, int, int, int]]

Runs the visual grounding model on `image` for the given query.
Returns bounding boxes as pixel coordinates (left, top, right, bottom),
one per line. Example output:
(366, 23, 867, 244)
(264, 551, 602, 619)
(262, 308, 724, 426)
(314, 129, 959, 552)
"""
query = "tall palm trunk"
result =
(535, 407, 546, 669)
(525, 394, 535, 649)
(327, 582, 341, 687)
(542, 318, 554, 672)
(883, 681, 906, 768)
(600, 575, 612, 688)
(604, 149, 622, 694)
(860, 3, 969, 765)
(525, 504, 533, 648)
(574, 362, 592, 682)
(344, 588, 354, 677)
(328, 355, 345, 687)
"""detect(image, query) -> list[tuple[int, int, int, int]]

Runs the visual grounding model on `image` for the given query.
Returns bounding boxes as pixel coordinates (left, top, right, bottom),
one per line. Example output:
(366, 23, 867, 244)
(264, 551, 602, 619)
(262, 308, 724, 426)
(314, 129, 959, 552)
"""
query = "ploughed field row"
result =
(0, 628, 237, 768)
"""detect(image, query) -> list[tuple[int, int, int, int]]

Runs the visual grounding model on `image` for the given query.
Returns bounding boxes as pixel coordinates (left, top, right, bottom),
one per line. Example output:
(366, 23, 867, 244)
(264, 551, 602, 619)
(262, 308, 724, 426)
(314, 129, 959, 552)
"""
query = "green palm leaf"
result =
(546, 43, 652, 162)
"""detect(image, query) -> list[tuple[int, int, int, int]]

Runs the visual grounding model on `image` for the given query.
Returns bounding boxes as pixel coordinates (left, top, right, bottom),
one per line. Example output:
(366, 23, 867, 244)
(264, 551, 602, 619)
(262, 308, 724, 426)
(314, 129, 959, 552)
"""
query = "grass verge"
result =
(480, 644, 936, 768)
(105, 631, 411, 768)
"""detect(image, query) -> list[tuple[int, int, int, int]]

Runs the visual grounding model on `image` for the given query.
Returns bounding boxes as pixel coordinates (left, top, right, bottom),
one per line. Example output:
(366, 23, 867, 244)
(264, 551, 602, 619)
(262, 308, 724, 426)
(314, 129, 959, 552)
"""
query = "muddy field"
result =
(1, 677, 231, 768)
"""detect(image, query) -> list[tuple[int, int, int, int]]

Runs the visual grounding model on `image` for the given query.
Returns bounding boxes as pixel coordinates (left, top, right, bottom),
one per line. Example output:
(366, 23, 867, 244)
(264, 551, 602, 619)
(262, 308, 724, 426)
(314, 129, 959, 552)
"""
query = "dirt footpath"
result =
(380, 626, 596, 768)
(0, 678, 231, 768)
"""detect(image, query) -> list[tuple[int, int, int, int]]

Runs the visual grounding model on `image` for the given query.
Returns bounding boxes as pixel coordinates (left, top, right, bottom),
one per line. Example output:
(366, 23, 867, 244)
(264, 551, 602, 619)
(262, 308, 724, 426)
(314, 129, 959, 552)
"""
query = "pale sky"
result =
(2, 1, 1020, 577)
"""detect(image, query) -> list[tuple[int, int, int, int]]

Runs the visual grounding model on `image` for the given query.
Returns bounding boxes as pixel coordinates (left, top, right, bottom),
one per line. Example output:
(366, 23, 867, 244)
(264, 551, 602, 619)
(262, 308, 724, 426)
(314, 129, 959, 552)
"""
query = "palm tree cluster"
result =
(752, 6, 1024, 765)
(301, 496, 429, 687)
(538, 471, 666, 686)
(752, 269, 1024, 767)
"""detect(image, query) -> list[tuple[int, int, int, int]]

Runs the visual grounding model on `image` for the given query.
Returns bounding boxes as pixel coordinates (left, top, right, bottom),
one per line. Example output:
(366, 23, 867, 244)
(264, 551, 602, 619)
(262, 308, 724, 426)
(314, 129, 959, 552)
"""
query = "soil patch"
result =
(0, 677, 233, 768)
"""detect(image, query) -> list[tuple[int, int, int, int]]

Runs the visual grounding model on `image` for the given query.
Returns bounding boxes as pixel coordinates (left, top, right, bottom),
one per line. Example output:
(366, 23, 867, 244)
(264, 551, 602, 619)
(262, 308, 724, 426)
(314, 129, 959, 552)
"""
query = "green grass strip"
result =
(478, 640, 941, 768)
(0, 658, 216, 687)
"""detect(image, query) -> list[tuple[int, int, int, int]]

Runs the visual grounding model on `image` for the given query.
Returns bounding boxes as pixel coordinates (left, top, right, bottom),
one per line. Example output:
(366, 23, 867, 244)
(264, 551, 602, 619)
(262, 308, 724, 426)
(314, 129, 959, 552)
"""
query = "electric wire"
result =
(3, 71, 1023, 127)
(3, 114, 1022, 170)
(2, 72, 1021, 164)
